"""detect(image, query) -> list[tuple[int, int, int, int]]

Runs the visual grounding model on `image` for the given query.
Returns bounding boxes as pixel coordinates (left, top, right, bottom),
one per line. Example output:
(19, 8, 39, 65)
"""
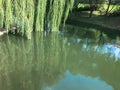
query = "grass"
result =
(76, 3, 120, 15)
(68, 11, 120, 31)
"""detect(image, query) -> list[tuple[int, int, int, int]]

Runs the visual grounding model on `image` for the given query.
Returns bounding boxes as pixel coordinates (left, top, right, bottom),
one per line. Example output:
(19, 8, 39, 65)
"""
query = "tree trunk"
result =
(89, 0, 93, 18)
(105, 0, 111, 16)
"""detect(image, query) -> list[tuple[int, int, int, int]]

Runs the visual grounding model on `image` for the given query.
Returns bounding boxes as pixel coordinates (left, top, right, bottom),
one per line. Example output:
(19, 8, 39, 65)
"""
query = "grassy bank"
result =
(68, 12, 120, 31)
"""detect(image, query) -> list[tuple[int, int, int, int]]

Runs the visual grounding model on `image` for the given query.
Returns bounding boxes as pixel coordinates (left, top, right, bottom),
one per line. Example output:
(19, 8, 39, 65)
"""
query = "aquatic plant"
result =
(0, 0, 75, 39)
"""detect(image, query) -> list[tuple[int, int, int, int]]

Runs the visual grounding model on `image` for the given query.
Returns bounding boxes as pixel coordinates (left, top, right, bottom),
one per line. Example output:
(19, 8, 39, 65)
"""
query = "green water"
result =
(0, 25, 120, 90)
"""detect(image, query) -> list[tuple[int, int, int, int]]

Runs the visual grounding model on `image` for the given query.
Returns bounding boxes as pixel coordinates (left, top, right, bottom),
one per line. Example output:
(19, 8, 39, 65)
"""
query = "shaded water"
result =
(0, 25, 120, 90)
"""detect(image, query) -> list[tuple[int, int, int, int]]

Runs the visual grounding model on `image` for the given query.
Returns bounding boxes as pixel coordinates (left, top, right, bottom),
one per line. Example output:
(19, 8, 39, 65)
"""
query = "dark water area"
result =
(0, 25, 120, 90)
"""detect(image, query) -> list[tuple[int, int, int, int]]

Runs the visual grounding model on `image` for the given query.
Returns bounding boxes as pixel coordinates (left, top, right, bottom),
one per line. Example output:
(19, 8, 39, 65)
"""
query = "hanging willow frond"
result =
(0, 0, 75, 39)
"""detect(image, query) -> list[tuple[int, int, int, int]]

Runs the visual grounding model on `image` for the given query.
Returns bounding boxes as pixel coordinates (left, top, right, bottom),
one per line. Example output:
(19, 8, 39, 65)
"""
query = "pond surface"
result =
(0, 25, 120, 90)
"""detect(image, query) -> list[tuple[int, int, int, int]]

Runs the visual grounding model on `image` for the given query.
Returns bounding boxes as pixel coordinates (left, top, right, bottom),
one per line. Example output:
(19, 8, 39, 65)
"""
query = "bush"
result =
(109, 11, 120, 16)
(109, 7, 120, 17)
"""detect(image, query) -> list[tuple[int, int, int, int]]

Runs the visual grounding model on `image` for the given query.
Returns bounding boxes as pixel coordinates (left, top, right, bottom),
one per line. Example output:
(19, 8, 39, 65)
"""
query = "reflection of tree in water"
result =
(0, 33, 67, 90)
(63, 25, 120, 90)
(63, 38, 120, 90)
(98, 31, 105, 44)
(0, 28, 120, 90)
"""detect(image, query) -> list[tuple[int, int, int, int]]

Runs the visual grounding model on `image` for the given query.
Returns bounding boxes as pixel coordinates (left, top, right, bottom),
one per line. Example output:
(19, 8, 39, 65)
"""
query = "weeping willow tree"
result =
(0, 0, 74, 39)
(0, 0, 4, 28)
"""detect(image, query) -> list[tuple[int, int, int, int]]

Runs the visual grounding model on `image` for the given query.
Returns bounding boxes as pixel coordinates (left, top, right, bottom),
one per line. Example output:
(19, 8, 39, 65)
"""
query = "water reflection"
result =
(64, 25, 120, 61)
(0, 25, 120, 90)
(42, 71, 113, 90)
(92, 43, 120, 61)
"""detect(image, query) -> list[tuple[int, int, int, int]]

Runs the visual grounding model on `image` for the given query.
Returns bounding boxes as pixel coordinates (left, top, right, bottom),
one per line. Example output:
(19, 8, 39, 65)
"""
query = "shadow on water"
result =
(66, 19, 120, 39)
(0, 25, 120, 90)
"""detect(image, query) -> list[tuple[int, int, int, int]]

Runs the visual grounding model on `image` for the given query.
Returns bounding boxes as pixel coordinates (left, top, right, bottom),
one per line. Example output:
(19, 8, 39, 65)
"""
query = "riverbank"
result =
(68, 12, 120, 31)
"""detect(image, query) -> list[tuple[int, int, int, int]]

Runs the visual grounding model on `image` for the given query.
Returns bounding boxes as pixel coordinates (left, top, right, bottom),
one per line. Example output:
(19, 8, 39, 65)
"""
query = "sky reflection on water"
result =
(42, 71, 113, 90)
(93, 43, 120, 61)
(65, 37, 120, 61)
(0, 25, 120, 90)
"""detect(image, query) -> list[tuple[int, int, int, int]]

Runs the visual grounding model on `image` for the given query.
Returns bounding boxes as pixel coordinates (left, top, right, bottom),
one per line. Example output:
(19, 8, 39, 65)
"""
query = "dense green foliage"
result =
(73, 0, 120, 17)
(0, 0, 74, 39)
(0, 0, 120, 39)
